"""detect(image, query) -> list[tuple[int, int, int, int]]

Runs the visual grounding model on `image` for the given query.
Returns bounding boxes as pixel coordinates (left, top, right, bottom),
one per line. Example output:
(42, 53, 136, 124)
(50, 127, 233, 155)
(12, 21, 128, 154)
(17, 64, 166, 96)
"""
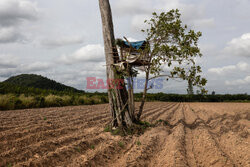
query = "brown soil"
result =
(0, 102, 249, 167)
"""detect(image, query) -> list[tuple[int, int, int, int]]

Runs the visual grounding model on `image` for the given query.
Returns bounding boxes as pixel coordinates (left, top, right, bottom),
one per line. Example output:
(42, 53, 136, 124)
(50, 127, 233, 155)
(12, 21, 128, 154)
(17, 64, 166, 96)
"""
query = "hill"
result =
(0, 74, 84, 94)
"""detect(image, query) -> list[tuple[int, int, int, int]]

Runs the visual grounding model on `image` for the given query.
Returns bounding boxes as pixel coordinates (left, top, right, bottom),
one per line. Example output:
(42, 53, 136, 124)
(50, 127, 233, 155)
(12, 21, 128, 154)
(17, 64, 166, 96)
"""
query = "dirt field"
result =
(0, 102, 249, 167)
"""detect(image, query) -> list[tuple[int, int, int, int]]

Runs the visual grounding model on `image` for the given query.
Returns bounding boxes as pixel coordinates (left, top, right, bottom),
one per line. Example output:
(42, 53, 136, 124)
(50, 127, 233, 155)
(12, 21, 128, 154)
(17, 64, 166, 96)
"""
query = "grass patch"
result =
(90, 145, 95, 150)
(104, 125, 124, 136)
(138, 121, 153, 127)
(118, 141, 124, 148)
(112, 128, 121, 135)
(156, 119, 169, 126)
(136, 141, 141, 146)
(104, 126, 111, 132)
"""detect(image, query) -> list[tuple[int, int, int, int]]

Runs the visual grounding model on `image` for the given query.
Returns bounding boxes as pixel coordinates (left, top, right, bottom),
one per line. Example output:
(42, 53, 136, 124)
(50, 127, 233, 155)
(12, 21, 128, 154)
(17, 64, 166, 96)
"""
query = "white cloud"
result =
(22, 62, 51, 72)
(126, 37, 139, 42)
(115, 0, 215, 31)
(208, 62, 249, 75)
(0, 55, 18, 68)
(0, 27, 22, 43)
(41, 36, 84, 48)
(225, 76, 250, 86)
(223, 33, 250, 57)
(0, 0, 39, 44)
(237, 62, 249, 71)
(160, 1, 215, 29)
(0, 0, 38, 27)
(208, 65, 236, 75)
(59, 44, 104, 65)
(0, 61, 52, 77)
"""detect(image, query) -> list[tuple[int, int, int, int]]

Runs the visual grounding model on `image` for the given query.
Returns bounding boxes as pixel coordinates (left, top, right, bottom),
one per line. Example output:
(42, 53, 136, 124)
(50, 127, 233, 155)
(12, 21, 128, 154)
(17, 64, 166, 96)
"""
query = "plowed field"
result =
(0, 102, 249, 167)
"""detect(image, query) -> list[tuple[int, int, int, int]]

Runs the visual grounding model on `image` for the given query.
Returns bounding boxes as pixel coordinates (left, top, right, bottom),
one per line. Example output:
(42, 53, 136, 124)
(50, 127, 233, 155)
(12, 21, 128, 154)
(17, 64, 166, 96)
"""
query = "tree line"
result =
(135, 93, 250, 102)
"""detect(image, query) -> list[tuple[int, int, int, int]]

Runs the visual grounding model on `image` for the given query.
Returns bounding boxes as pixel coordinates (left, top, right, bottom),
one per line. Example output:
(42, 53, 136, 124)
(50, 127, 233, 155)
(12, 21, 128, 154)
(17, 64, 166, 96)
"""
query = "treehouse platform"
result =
(115, 38, 150, 67)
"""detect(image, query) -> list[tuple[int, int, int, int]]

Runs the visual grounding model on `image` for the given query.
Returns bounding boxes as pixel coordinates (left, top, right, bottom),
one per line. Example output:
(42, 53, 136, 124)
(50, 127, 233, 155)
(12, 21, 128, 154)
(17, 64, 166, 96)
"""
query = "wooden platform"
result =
(117, 60, 150, 66)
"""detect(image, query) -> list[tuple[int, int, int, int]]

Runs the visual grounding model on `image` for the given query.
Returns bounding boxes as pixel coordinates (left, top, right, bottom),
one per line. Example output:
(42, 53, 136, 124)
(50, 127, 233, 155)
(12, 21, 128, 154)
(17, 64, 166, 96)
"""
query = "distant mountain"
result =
(1, 74, 83, 93)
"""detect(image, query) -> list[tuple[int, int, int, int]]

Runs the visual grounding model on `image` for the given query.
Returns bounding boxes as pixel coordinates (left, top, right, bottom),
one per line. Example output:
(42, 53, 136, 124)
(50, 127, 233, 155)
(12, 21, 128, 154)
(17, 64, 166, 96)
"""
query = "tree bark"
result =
(187, 79, 194, 95)
(99, 0, 134, 128)
(137, 48, 152, 120)
(137, 70, 149, 120)
(127, 65, 135, 121)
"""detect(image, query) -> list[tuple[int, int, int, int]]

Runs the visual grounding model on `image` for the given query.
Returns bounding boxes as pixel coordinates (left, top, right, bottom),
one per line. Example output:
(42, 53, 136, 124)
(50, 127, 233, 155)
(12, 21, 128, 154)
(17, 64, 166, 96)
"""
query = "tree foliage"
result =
(136, 93, 250, 103)
(142, 9, 207, 92)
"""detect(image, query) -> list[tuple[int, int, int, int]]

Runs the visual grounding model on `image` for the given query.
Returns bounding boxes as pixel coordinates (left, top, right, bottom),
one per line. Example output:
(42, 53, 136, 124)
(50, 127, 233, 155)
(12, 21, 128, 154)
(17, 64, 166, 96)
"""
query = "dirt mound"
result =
(0, 102, 249, 166)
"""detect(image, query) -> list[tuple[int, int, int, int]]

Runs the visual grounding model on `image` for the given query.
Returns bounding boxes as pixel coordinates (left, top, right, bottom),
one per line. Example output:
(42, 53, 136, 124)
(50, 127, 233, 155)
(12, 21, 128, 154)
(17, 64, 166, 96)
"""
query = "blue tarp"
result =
(124, 40, 146, 50)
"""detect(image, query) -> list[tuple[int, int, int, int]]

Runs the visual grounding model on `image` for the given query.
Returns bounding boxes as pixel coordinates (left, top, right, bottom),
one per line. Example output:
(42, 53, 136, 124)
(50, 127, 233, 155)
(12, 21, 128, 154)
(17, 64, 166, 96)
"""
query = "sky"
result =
(0, 0, 250, 94)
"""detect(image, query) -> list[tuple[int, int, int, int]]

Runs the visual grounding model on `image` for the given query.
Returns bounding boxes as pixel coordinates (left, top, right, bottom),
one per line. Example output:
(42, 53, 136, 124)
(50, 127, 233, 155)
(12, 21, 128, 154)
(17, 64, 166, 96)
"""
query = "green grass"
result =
(156, 119, 169, 126)
(90, 145, 95, 150)
(104, 125, 124, 136)
(0, 93, 108, 110)
(136, 141, 141, 146)
(104, 127, 110, 132)
(118, 141, 124, 148)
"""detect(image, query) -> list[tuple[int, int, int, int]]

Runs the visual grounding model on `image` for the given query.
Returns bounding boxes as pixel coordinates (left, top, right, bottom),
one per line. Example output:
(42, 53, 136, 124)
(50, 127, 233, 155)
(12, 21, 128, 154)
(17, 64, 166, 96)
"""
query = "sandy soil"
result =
(0, 102, 249, 167)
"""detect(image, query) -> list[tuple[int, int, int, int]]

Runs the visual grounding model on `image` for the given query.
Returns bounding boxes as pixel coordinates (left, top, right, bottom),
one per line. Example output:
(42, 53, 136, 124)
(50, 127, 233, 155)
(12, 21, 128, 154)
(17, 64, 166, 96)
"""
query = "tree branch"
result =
(149, 74, 179, 80)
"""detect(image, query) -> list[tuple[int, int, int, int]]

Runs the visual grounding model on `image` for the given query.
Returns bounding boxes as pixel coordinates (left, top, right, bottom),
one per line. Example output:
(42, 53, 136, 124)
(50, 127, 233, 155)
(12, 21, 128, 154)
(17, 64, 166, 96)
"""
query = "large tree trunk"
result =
(99, 0, 135, 128)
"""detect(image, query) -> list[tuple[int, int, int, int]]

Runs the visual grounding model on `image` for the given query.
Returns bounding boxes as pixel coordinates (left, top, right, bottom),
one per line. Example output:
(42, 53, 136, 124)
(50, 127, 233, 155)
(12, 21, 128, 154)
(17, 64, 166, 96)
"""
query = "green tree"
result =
(137, 10, 207, 119)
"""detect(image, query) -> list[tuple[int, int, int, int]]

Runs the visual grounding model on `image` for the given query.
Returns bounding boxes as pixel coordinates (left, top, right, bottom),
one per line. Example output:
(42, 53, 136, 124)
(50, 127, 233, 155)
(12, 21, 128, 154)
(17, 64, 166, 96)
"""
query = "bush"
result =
(77, 96, 85, 105)
(34, 96, 45, 108)
(0, 93, 109, 110)
(1, 92, 250, 111)
(0, 94, 17, 110)
(81, 96, 95, 105)
(18, 94, 36, 108)
(61, 95, 72, 106)
(44, 94, 63, 107)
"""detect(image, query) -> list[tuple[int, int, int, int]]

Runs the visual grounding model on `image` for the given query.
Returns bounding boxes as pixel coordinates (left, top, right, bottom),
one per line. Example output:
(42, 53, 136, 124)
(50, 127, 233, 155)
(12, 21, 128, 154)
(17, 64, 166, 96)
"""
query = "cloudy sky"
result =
(0, 0, 250, 94)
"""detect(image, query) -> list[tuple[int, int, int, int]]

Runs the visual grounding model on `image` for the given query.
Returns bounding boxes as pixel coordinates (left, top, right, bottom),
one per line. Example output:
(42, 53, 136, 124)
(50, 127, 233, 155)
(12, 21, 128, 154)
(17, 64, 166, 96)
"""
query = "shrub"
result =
(61, 95, 72, 106)
(100, 96, 108, 103)
(82, 96, 95, 105)
(77, 96, 85, 105)
(19, 94, 36, 108)
(0, 94, 17, 110)
(44, 94, 63, 107)
(34, 96, 45, 108)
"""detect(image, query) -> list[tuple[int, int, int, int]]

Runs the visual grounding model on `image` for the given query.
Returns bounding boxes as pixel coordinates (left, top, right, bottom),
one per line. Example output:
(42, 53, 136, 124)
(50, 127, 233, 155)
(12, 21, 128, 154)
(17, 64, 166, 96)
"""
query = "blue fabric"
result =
(124, 40, 145, 50)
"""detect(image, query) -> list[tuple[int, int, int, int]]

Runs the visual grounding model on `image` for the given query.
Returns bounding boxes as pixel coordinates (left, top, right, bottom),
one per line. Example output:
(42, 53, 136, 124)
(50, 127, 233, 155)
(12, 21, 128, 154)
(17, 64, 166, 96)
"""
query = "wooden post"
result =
(99, 0, 134, 128)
